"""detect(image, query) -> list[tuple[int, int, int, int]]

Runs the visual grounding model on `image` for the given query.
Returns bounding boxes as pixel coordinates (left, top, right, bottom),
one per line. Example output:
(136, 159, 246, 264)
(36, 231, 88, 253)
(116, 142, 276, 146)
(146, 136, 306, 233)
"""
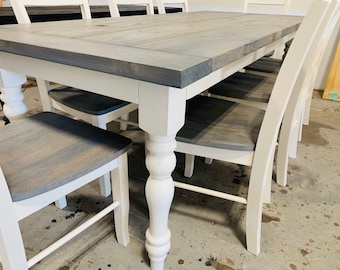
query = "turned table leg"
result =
(138, 82, 186, 270)
(0, 69, 27, 120)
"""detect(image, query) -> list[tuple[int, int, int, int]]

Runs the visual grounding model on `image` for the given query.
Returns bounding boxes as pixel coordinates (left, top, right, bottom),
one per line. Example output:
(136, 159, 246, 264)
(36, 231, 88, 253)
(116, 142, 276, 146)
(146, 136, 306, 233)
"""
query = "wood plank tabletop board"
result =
(0, 12, 302, 88)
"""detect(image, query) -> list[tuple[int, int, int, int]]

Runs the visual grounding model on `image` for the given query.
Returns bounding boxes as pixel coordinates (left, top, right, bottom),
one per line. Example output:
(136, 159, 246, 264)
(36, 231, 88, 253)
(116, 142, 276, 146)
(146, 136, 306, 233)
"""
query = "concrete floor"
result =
(1, 83, 339, 270)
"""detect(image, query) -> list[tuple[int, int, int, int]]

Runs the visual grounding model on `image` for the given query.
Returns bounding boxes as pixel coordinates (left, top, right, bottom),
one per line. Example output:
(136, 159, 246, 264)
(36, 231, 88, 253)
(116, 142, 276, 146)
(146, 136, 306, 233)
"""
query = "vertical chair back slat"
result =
(11, 0, 92, 23)
(107, 0, 154, 17)
(156, 0, 188, 14)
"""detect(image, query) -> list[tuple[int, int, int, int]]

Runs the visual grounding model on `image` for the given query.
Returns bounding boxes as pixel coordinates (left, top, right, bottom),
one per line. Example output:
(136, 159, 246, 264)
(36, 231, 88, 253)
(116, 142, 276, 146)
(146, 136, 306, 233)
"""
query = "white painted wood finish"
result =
(156, 0, 188, 14)
(244, 0, 291, 14)
(175, 0, 335, 255)
(276, 0, 340, 186)
(10, 0, 92, 24)
(244, 0, 292, 60)
(0, 69, 27, 119)
(207, 0, 340, 187)
(0, 11, 302, 270)
(108, 0, 154, 17)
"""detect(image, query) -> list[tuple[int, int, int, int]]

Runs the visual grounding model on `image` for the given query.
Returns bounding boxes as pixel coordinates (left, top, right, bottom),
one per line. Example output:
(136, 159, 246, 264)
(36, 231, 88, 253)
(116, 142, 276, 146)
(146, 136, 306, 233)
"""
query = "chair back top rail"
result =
(156, 0, 188, 14)
(244, 0, 291, 14)
(10, 0, 92, 23)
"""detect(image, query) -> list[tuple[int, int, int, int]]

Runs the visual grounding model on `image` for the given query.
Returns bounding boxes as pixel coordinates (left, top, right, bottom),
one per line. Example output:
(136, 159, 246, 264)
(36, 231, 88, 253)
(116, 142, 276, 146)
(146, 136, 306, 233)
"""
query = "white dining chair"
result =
(156, 0, 188, 14)
(243, 0, 291, 14)
(107, 0, 154, 17)
(173, 0, 335, 255)
(243, 0, 292, 75)
(9, 0, 138, 208)
(208, 0, 340, 186)
(0, 112, 131, 269)
(276, 0, 340, 186)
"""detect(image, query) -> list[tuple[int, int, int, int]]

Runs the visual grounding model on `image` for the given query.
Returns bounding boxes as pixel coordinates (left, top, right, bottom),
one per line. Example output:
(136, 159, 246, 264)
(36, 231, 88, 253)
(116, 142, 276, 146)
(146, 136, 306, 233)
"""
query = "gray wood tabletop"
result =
(0, 11, 302, 88)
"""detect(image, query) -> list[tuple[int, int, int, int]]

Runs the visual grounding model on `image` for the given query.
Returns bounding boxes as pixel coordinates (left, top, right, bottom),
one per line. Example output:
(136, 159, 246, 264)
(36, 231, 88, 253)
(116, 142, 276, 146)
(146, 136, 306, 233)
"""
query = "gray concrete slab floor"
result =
(0, 85, 339, 270)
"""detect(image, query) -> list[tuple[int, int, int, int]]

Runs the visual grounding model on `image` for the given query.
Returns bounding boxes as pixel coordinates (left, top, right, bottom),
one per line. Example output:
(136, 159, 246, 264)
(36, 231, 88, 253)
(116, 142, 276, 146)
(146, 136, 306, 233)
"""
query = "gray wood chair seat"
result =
(0, 112, 132, 269)
(208, 72, 275, 106)
(244, 57, 282, 76)
(1, 112, 132, 202)
(177, 95, 264, 151)
(174, 0, 337, 256)
(9, 0, 139, 206)
(49, 87, 130, 115)
(242, 0, 291, 78)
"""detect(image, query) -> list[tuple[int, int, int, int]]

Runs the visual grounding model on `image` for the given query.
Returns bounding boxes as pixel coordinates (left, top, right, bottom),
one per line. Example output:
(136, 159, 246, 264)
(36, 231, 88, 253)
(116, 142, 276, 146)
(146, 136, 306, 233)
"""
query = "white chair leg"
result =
(276, 113, 293, 186)
(55, 196, 67, 209)
(263, 150, 275, 204)
(205, 157, 213, 164)
(111, 154, 130, 246)
(288, 118, 299, 159)
(36, 79, 68, 208)
(0, 172, 27, 269)
(277, 76, 305, 186)
(36, 78, 54, 112)
(184, 154, 195, 178)
(120, 113, 129, 131)
(303, 94, 312, 126)
(276, 139, 289, 186)
(246, 140, 278, 255)
(98, 175, 111, 197)
(92, 116, 112, 197)
(245, 184, 262, 255)
(99, 173, 111, 197)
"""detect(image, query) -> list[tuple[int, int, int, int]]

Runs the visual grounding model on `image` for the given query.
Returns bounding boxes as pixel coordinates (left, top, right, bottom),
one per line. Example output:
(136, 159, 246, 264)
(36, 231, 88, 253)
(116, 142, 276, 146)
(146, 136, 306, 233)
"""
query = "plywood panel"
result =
(322, 41, 340, 101)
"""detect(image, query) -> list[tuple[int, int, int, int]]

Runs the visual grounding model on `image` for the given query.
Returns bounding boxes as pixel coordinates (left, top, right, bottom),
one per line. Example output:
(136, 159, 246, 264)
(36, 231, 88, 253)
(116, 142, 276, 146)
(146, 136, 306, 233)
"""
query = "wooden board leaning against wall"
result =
(322, 41, 340, 101)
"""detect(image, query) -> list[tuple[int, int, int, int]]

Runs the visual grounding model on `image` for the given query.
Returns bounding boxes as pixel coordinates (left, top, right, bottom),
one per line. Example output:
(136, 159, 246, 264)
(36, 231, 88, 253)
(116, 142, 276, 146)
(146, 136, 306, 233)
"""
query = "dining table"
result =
(0, 11, 302, 270)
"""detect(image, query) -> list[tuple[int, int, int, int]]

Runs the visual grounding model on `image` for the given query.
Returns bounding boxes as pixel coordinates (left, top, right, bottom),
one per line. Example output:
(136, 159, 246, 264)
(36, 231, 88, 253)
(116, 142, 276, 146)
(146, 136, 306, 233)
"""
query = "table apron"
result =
(0, 52, 139, 104)
(186, 32, 295, 99)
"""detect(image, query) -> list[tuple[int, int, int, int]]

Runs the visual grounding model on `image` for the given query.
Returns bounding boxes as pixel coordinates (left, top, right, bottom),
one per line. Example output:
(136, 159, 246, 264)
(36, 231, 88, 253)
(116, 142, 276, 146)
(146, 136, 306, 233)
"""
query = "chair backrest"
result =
(243, 0, 291, 14)
(0, 165, 27, 269)
(0, 112, 132, 269)
(10, 0, 92, 24)
(252, 0, 335, 175)
(156, 0, 188, 14)
(107, 0, 154, 17)
(286, 0, 340, 139)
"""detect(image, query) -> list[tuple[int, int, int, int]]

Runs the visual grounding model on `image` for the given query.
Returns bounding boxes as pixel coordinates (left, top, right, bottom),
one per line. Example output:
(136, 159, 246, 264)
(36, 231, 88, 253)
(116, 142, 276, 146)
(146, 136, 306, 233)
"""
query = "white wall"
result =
(1, 0, 10, 7)
(187, 0, 312, 15)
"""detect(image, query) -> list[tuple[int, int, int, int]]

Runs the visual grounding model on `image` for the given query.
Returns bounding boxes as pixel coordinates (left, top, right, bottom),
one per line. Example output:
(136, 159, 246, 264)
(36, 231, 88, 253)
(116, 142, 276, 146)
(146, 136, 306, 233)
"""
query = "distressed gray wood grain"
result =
(0, 112, 132, 201)
(0, 11, 302, 88)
